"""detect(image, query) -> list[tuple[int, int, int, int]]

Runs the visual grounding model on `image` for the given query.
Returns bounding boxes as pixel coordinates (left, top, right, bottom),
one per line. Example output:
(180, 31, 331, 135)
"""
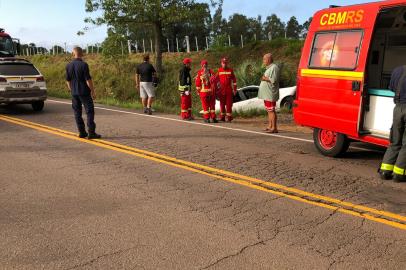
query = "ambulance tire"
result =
(313, 128, 350, 157)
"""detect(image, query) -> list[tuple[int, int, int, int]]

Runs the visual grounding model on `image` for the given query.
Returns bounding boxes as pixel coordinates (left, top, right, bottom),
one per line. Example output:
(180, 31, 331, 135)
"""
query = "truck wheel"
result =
(313, 128, 350, 157)
(32, 101, 44, 112)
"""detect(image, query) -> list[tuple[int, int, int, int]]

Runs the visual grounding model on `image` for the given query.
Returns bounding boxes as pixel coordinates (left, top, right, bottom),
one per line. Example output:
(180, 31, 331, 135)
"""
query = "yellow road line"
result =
(1, 114, 405, 230)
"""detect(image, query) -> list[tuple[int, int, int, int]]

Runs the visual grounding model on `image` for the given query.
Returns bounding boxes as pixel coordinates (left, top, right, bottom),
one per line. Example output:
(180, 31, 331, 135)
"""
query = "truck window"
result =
(0, 63, 40, 76)
(309, 30, 363, 70)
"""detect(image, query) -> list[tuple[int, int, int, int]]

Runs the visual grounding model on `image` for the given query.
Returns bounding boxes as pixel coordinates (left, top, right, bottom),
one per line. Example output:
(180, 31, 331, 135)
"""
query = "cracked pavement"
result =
(0, 100, 405, 269)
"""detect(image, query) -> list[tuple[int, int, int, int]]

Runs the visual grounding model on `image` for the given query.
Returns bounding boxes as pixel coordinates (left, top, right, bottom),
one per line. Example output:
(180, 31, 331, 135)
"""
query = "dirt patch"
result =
(235, 113, 312, 134)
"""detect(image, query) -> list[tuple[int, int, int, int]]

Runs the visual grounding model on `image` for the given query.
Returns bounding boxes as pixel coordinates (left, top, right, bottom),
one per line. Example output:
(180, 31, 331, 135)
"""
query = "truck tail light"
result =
(0, 77, 6, 82)
(36, 76, 45, 82)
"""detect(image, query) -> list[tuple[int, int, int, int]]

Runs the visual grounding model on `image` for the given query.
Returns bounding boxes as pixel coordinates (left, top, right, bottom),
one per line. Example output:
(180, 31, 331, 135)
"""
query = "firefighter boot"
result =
(378, 169, 393, 180)
(393, 174, 406, 182)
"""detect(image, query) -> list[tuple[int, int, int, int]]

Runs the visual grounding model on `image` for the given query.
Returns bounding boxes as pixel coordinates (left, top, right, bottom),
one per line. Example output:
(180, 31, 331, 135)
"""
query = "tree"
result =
(225, 13, 251, 45)
(211, 0, 224, 36)
(248, 16, 264, 41)
(301, 17, 313, 39)
(50, 45, 65, 55)
(84, 0, 218, 75)
(263, 14, 285, 40)
(286, 16, 301, 39)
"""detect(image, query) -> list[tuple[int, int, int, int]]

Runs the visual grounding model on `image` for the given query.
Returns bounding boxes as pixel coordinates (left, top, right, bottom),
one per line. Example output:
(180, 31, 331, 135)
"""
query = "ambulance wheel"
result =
(32, 101, 44, 112)
(313, 128, 350, 157)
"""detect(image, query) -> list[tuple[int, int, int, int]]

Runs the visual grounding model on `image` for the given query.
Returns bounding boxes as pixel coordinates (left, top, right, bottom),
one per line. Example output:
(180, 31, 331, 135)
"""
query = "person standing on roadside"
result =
(258, 53, 280, 133)
(196, 60, 218, 123)
(179, 58, 194, 120)
(379, 65, 406, 182)
(135, 54, 156, 115)
(66, 46, 101, 139)
(218, 57, 237, 122)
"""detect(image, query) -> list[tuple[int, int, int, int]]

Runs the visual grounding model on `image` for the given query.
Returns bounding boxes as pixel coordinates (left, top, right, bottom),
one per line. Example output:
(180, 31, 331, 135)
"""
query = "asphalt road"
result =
(1, 99, 405, 270)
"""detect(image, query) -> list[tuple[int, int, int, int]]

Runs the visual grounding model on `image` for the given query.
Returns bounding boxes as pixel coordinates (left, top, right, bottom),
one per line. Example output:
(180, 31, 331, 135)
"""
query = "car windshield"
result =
(0, 36, 15, 56)
(0, 63, 40, 76)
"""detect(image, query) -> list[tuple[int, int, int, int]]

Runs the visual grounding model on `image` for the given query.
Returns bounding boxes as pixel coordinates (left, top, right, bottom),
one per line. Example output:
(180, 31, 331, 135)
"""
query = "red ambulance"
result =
(294, 0, 406, 157)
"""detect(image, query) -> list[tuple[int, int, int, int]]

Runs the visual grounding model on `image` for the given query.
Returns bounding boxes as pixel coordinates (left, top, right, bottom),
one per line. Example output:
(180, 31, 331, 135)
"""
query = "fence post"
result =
(128, 40, 132, 54)
(228, 35, 231, 47)
(176, 37, 179, 52)
(167, 38, 170, 52)
(195, 36, 199, 52)
(185, 36, 190, 53)
(241, 35, 244, 48)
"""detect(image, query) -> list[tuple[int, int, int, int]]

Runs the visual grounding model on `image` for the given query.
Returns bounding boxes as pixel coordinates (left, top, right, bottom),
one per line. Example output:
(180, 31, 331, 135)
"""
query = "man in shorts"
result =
(135, 54, 156, 115)
(258, 53, 280, 133)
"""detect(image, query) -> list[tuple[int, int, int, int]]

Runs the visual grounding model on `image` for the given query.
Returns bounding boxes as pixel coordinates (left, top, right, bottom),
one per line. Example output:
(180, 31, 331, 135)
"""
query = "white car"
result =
(214, 85, 296, 113)
(0, 58, 47, 111)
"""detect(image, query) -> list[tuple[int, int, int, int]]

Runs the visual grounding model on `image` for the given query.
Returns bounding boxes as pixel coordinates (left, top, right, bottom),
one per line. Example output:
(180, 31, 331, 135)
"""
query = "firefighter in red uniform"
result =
(179, 58, 193, 120)
(218, 57, 237, 122)
(196, 60, 218, 123)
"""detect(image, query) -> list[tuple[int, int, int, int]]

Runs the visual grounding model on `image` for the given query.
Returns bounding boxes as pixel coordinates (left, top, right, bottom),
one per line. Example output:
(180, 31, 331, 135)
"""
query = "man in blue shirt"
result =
(379, 65, 406, 182)
(66, 47, 101, 139)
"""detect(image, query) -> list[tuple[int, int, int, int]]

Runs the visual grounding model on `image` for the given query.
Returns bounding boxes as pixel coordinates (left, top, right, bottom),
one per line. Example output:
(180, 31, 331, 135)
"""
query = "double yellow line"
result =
(1, 114, 405, 230)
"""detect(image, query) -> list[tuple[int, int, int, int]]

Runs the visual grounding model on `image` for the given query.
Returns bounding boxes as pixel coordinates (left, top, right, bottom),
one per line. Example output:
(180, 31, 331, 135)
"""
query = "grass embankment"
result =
(29, 39, 302, 117)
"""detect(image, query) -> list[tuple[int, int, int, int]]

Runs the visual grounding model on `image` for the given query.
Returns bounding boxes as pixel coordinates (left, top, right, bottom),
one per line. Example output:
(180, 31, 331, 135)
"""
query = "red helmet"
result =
(201, 59, 208, 67)
(183, 58, 192, 65)
(221, 57, 228, 64)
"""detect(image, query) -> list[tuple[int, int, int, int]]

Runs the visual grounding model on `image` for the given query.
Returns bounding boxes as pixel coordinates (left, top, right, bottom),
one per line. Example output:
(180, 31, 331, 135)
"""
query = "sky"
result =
(0, 0, 368, 49)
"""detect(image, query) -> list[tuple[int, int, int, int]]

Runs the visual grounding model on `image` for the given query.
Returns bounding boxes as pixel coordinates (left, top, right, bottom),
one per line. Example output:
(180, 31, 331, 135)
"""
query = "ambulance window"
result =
(309, 33, 337, 68)
(330, 31, 363, 69)
(309, 30, 363, 70)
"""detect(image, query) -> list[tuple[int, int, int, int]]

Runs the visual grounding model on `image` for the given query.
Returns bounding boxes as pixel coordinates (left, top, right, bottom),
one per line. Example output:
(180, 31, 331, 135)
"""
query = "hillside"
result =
(29, 39, 303, 115)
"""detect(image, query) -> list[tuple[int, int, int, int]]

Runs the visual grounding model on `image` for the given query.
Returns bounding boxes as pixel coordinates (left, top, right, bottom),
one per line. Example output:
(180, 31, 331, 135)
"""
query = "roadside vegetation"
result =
(29, 39, 302, 117)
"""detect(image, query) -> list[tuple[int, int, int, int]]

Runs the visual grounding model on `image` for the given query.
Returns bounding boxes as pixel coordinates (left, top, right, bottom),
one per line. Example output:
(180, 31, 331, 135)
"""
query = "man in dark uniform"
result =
(66, 47, 101, 139)
(379, 65, 406, 182)
(179, 58, 193, 120)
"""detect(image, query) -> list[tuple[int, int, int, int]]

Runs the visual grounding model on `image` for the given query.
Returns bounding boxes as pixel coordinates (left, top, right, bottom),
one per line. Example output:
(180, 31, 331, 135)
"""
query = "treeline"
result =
(100, 1, 311, 54)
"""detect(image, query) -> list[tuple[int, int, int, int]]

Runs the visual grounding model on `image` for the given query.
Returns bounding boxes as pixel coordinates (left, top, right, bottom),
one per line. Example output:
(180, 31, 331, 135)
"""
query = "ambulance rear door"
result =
(295, 5, 379, 138)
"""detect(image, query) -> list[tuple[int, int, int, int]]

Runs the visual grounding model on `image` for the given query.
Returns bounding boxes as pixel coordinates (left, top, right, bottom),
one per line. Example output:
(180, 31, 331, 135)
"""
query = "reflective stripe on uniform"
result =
(181, 109, 189, 113)
(200, 89, 211, 93)
(219, 72, 232, 75)
(381, 163, 394, 171)
(210, 110, 216, 113)
(179, 84, 191, 91)
(394, 166, 405, 175)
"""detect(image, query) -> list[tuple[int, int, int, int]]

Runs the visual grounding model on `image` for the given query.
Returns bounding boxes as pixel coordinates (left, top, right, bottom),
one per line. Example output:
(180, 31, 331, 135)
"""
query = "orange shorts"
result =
(264, 101, 276, 112)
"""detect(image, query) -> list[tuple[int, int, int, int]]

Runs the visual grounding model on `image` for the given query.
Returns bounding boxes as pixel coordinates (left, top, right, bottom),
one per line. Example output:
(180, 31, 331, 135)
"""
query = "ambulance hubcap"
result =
(319, 129, 337, 150)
